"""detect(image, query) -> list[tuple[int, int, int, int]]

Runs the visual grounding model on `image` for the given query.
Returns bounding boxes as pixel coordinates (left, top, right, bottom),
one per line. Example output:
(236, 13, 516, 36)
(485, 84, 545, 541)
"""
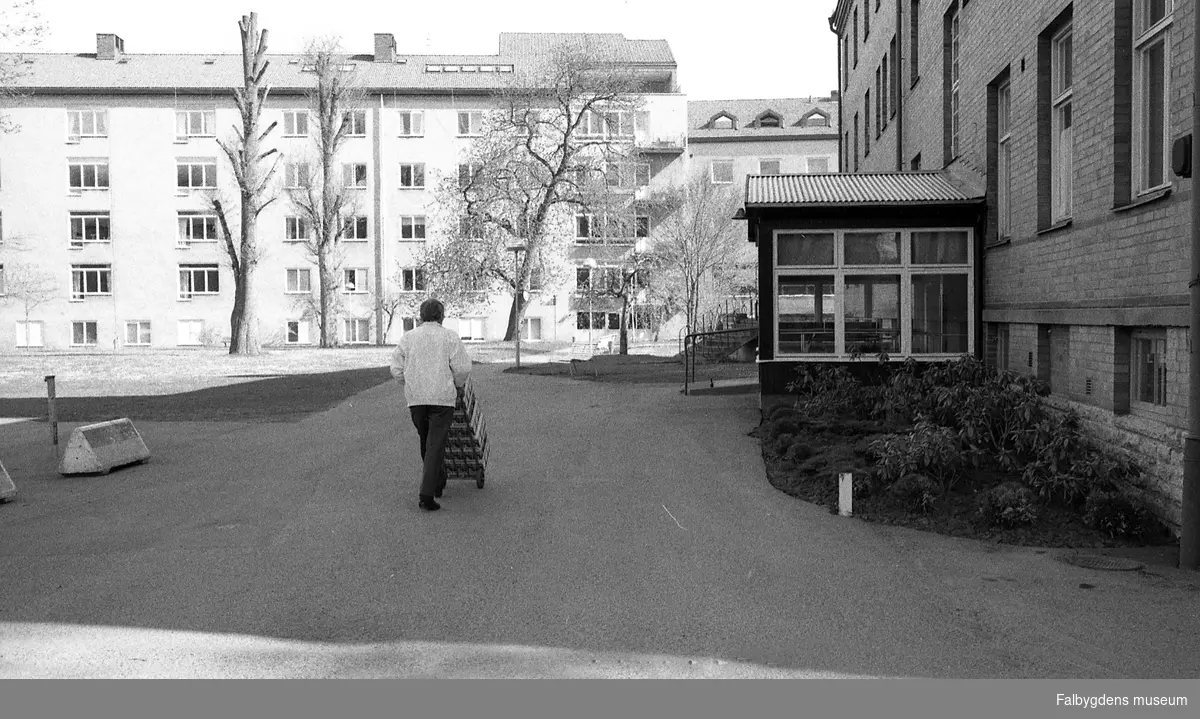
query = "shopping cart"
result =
(444, 376, 489, 488)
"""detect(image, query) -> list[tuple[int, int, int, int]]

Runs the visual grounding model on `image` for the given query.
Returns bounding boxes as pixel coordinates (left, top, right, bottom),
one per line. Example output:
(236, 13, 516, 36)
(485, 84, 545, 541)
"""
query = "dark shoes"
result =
(419, 495, 441, 511)
(434, 487, 444, 498)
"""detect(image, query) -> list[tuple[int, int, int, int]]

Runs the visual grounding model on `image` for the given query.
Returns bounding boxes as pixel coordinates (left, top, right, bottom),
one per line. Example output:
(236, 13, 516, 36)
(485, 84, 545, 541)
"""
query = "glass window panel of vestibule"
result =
(771, 227, 973, 358)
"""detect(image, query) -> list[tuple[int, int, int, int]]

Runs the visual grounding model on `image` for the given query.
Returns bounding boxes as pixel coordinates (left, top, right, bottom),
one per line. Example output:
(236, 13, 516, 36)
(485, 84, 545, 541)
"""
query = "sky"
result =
(15, 0, 839, 101)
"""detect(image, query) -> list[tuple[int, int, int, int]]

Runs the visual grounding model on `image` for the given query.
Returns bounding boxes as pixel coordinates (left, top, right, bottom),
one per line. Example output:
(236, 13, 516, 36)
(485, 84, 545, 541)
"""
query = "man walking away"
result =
(390, 298, 473, 511)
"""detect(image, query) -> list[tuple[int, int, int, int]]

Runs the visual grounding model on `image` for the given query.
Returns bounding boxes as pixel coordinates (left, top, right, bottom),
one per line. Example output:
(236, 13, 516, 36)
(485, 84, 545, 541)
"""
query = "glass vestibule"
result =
(773, 228, 973, 358)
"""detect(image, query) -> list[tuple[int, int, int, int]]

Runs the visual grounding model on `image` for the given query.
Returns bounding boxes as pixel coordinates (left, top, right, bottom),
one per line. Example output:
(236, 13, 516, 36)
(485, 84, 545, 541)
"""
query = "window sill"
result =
(985, 237, 1013, 249)
(911, 76, 920, 89)
(1036, 219, 1072, 236)
(1114, 187, 1171, 212)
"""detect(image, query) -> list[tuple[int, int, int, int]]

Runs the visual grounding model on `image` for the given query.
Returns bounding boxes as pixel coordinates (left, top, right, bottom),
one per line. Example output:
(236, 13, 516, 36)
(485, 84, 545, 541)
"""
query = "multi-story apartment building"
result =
(688, 97, 841, 191)
(0, 31, 687, 349)
(830, 0, 1194, 527)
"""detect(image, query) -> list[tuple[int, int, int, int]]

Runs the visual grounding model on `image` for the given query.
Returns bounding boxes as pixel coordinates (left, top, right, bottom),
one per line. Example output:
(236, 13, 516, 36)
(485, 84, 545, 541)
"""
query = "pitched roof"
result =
(745, 172, 985, 207)
(687, 97, 840, 138)
(0, 32, 675, 93)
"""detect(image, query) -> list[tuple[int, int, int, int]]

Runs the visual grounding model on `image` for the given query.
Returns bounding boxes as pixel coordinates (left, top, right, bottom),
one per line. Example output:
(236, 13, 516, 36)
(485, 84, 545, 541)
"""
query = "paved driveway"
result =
(1, 364, 1198, 678)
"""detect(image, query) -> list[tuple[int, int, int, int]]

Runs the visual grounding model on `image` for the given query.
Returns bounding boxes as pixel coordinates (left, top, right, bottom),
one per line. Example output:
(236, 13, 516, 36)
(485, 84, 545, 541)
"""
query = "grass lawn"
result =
(0, 343, 535, 423)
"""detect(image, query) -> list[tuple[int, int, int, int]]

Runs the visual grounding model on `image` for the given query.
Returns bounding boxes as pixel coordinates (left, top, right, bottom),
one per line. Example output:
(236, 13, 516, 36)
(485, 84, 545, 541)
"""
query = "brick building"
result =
(830, 0, 1193, 528)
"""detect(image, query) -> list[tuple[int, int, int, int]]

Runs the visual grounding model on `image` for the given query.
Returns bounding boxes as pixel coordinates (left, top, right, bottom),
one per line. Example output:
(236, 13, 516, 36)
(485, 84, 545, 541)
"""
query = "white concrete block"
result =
(838, 472, 853, 517)
(58, 418, 150, 476)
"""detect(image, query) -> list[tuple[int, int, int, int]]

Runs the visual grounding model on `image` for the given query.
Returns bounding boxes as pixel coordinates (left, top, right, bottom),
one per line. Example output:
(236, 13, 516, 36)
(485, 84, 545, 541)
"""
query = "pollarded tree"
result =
(432, 39, 647, 341)
(286, 37, 367, 347)
(211, 12, 281, 356)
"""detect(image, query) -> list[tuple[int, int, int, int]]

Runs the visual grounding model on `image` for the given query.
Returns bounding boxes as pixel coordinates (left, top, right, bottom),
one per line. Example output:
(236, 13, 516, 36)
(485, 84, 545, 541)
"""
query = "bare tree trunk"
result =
(317, 252, 331, 346)
(619, 292, 630, 355)
(504, 292, 525, 342)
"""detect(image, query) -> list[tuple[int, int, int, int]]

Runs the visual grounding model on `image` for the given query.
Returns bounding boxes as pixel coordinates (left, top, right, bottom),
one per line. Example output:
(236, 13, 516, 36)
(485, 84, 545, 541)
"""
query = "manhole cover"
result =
(1062, 555, 1144, 571)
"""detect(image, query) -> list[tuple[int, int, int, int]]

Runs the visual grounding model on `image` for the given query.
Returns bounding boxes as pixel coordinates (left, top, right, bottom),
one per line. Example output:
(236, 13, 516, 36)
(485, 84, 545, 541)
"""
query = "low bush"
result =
(767, 417, 802, 441)
(869, 420, 966, 491)
(1083, 490, 1163, 540)
(888, 473, 940, 514)
(785, 442, 814, 463)
(766, 403, 801, 423)
(772, 433, 796, 456)
(976, 482, 1038, 528)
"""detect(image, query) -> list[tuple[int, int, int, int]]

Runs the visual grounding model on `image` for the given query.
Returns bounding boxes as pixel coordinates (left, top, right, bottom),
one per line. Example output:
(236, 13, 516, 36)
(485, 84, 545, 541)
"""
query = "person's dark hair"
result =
(419, 298, 445, 323)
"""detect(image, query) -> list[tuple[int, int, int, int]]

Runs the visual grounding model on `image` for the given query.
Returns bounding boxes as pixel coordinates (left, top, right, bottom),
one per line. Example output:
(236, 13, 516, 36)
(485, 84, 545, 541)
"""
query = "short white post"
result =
(838, 472, 853, 517)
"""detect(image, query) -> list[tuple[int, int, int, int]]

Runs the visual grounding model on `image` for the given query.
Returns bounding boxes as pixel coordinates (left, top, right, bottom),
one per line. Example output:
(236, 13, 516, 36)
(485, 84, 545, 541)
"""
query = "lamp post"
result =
(583, 257, 598, 349)
(508, 244, 526, 368)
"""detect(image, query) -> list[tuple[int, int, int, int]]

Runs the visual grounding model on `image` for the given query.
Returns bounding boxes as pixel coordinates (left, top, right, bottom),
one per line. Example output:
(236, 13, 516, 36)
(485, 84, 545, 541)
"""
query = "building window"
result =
(773, 228, 972, 358)
(758, 159, 781, 175)
(177, 319, 204, 346)
(911, 0, 921, 84)
(1050, 22, 1074, 222)
(520, 317, 542, 341)
(178, 213, 219, 245)
(343, 215, 369, 241)
(945, 2, 961, 163)
(286, 320, 311, 345)
(711, 114, 735, 130)
(457, 111, 484, 136)
(177, 161, 217, 190)
(398, 111, 424, 136)
(69, 213, 111, 246)
(284, 162, 309, 189)
(16, 320, 44, 347)
(343, 268, 368, 294)
(67, 110, 107, 140)
(399, 215, 426, 240)
(986, 323, 1010, 370)
(853, 7, 859, 67)
(71, 320, 98, 347)
(997, 79, 1012, 240)
(399, 163, 425, 188)
(179, 264, 219, 299)
(175, 110, 215, 139)
(853, 114, 860, 171)
(575, 214, 595, 240)
(68, 161, 110, 191)
(71, 264, 111, 299)
(889, 36, 898, 116)
(342, 110, 367, 136)
(911, 152, 921, 170)
(634, 162, 651, 187)
(343, 163, 368, 189)
(807, 157, 830, 173)
(881, 56, 889, 128)
(875, 67, 882, 137)
(286, 268, 312, 294)
(283, 110, 309, 137)
(1132, 330, 1167, 407)
(457, 317, 486, 342)
(864, 90, 871, 155)
(757, 113, 782, 128)
(1133, 0, 1171, 194)
(634, 214, 650, 238)
(458, 162, 483, 189)
(400, 268, 425, 292)
(710, 159, 734, 184)
(344, 318, 370, 344)
(285, 216, 310, 242)
(0, 263, 4, 295)
(125, 320, 151, 346)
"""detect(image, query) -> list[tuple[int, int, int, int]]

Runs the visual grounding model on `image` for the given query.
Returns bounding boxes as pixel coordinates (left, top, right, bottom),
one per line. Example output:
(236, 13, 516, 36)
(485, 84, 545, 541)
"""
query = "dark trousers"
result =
(409, 405, 454, 498)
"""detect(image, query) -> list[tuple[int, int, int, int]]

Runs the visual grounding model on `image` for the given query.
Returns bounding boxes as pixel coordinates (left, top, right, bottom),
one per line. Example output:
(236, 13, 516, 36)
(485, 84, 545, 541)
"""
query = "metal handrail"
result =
(682, 326, 758, 395)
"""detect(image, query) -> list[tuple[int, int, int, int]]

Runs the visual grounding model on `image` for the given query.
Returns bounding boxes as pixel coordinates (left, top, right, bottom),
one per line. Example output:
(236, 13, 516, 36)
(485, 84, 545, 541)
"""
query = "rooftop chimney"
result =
(96, 33, 124, 61)
(830, 90, 839, 100)
(374, 33, 397, 63)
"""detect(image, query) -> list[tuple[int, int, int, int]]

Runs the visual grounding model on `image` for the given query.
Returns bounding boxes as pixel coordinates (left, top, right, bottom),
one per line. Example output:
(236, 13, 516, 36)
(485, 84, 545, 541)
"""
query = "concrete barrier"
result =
(58, 418, 150, 476)
(0, 459, 15, 502)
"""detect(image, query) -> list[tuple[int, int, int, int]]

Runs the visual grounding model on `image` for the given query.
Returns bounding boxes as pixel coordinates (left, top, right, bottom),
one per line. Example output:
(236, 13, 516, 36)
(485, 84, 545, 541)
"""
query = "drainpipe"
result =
(895, 0, 904, 171)
(374, 91, 385, 345)
(830, 11, 844, 171)
(1182, 0, 1200, 570)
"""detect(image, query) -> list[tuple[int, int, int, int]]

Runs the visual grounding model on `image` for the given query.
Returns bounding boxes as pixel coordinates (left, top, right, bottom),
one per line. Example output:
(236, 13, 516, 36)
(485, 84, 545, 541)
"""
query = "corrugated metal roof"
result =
(745, 172, 984, 206)
(0, 32, 675, 93)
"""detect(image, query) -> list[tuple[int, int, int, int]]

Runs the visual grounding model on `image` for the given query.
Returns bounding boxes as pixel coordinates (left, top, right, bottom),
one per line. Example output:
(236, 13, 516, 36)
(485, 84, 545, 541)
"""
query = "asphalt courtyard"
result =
(1, 361, 1199, 678)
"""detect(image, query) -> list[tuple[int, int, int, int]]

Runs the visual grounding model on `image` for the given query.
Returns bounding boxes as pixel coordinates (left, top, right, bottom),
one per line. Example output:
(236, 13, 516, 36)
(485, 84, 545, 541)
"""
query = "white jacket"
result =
(390, 322, 473, 407)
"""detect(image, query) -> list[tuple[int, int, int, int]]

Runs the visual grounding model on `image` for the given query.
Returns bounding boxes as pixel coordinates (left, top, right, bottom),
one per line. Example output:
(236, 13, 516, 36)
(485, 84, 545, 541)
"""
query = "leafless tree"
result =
(0, 0, 47, 134)
(433, 39, 646, 341)
(287, 37, 366, 347)
(211, 12, 281, 356)
(576, 244, 654, 355)
(645, 170, 745, 336)
(0, 238, 56, 346)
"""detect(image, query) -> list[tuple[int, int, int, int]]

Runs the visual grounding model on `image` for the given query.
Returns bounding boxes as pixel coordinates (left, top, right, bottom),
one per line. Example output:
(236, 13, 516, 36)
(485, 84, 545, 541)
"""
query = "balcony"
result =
(635, 132, 685, 154)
